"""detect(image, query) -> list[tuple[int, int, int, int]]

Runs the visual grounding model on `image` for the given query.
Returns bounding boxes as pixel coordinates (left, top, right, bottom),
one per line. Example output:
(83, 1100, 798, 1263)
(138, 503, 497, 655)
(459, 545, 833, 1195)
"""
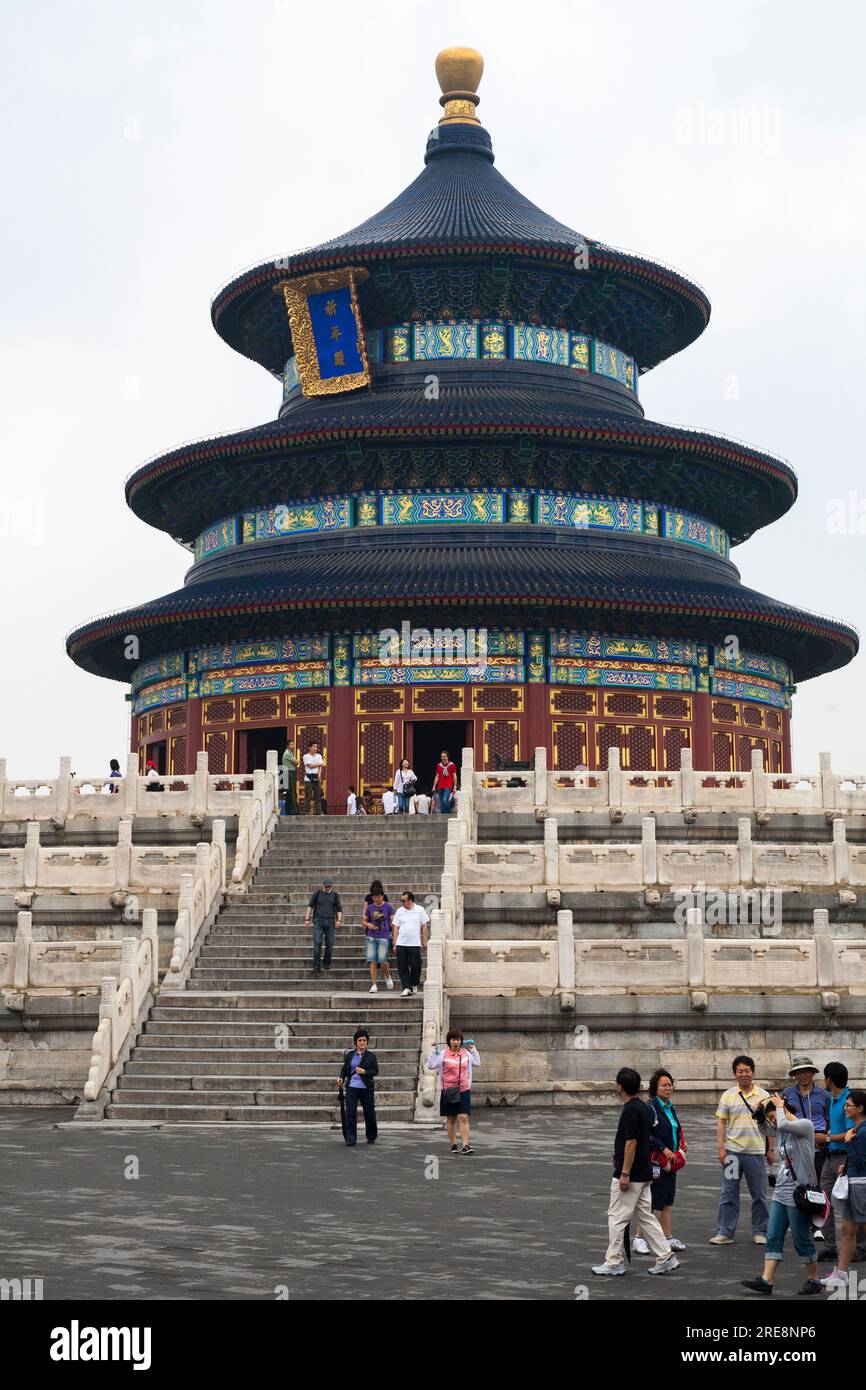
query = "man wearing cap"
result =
(782, 1056, 830, 1179)
(304, 877, 343, 975)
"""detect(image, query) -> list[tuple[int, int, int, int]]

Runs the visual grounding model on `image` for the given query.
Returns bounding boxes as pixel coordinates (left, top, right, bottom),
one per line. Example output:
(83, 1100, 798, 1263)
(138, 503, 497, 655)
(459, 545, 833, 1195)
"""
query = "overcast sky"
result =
(1, 0, 863, 777)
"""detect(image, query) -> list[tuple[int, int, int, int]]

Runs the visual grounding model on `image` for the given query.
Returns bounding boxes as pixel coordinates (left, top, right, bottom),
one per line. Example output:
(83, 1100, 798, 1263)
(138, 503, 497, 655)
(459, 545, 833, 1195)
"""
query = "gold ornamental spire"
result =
(435, 46, 484, 125)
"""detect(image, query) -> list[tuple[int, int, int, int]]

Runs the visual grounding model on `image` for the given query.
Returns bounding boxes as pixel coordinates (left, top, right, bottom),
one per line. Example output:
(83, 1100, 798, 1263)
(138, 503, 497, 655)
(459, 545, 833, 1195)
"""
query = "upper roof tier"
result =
(211, 50, 710, 376)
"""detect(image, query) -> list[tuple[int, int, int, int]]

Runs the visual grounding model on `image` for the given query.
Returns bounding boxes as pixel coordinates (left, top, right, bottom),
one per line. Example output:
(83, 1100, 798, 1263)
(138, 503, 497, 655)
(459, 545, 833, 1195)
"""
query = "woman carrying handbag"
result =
(427, 1029, 480, 1154)
(634, 1068, 688, 1255)
(741, 1093, 822, 1296)
(393, 759, 417, 815)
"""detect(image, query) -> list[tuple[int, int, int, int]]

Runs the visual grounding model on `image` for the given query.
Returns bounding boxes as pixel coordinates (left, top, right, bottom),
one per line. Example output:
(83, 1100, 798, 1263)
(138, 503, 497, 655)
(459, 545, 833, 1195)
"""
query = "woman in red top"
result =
(432, 750, 458, 814)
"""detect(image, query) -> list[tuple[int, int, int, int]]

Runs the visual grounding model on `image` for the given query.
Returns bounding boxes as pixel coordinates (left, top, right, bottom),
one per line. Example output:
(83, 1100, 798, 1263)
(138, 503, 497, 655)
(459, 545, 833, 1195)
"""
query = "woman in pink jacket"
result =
(427, 1028, 480, 1154)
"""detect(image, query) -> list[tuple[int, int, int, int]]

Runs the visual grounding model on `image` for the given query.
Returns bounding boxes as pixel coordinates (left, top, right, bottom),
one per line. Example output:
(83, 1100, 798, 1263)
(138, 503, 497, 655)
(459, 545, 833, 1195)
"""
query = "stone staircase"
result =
(105, 816, 449, 1121)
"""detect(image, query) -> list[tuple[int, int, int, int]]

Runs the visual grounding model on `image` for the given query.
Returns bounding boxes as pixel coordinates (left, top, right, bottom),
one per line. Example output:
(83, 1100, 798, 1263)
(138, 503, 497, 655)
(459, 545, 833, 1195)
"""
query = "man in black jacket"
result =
(305, 878, 343, 974)
(338, 1029, 379, 1146)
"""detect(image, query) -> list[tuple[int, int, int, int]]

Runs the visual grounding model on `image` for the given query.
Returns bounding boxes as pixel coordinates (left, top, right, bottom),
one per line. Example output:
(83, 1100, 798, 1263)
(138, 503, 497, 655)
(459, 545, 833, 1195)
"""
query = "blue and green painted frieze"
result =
(282, 319, 640, 401)
(194, 489, 730, 560)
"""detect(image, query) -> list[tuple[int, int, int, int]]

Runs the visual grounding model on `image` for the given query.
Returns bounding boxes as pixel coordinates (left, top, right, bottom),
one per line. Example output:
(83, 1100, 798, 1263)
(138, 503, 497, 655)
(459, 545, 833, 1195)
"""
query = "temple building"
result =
(67, 48, 857, 799)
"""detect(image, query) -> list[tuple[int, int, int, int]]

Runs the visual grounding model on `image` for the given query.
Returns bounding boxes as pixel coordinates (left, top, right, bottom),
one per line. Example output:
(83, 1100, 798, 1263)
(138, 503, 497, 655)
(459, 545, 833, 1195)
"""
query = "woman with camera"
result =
(427, 1028, 480, 1154)
(741, 1093, 822, 1296)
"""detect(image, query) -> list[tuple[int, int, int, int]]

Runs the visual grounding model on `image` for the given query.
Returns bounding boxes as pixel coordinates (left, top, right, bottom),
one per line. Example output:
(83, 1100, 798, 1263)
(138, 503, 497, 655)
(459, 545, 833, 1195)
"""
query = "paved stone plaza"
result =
(0, 1107, 841, 1301)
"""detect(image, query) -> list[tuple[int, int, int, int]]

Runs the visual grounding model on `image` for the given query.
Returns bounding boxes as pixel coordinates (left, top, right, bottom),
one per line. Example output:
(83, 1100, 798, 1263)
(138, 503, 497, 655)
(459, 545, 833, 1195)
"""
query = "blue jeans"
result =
(312, 920, 335, 970)
(437, 788, 453, 814)
(717, 1151, 770, 1237)
(396, 792, 411, 814)
(766, 1199, 816, 1262)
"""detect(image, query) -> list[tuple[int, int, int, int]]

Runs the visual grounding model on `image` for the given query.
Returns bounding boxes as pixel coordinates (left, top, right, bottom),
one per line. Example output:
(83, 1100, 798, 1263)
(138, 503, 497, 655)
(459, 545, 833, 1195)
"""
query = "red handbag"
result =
(652, 1145, 687, 1172)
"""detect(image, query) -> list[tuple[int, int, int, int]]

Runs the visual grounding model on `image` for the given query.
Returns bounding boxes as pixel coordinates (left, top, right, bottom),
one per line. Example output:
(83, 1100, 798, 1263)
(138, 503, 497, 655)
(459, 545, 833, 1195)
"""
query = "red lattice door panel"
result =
(482, 719, 520, 770)
(661, 725, 690, 771)
(359, 721, 395, 797)
(596, 723, 625, 771)
(169, 737, 187, 776)
(738, 735, 768, 772)
(204, 730, 232, 774)
(552, 721, 588, 770)
(713, 731, 734, 771)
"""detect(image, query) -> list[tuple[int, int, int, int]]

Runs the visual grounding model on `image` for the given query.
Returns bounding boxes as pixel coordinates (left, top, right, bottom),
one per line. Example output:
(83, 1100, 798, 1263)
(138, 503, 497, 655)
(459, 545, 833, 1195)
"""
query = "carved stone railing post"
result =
(13, 910, 32, 989)
(195, 841, 210, 887)
(686, 907, 704, 988)
(212, 819, 227, 890)
(534, 746, 548, 817)
(641, 816, 657, 885)
(607, 746, 622, 812)
(194, 750, 208, 818)
(0, 757, 7, 818)
(265, 748, 279, 808)
(141, 908, 159, 991)
(832, 817, 849, 884)
(814, 908, 833, 988)
(557, 908, 575, 1009)
(751, 747, 767, 810)
(121, 936, 138, 1011)
(116, 819, 132, 892)
(23, 821, 40, 888)
(124, 753, 139, 816)
(738, 817, 753, 885)
(100, 977, 119, 1061)
(543, 817, 559, 886)
(439, 872, 457, 936)
(680, 746, 695, 809)
(819, 751, 835, 810)
(57, 755, 72, 823)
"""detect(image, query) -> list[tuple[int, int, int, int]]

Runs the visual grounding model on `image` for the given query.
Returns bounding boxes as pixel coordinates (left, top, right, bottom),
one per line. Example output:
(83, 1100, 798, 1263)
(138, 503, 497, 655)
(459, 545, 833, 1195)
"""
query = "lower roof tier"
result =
(67, 525, 857, 684)
(125, 377, 797, 546)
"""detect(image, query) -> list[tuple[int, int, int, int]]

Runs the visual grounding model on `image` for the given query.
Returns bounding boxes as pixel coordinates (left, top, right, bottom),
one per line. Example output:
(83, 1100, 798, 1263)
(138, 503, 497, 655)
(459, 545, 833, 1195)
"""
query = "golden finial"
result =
(435, 46, 484, 125)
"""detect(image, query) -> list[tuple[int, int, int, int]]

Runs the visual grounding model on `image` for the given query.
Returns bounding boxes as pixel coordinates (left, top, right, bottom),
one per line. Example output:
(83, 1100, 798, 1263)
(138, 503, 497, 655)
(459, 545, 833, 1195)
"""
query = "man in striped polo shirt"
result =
(711, 1055, 776, 1246)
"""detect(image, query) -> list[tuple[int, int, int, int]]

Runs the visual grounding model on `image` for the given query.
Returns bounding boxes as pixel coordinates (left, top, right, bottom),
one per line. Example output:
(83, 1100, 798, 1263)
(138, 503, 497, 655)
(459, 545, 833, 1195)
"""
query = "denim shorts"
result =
(365, 936, 390, 964)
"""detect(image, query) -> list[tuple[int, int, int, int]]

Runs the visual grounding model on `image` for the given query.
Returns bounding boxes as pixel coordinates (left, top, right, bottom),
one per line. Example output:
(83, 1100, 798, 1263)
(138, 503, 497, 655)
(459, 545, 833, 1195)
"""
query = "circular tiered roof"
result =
(212, 120, 710, 377)
(67, 526, 857, 684)
(66, 45, 859, 693)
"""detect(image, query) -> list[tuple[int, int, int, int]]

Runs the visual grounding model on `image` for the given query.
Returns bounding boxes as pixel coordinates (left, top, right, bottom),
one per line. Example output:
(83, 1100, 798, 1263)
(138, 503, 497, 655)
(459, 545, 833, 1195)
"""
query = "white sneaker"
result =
(411, 986, 419, 994)
(709, 1234, 733, 1245)
(668, 1237, 687, 1252)
(632, 1237, 650, 1255)
(368, 984, 378, 993)
(401, 988, 411, 997)
(753, 1234, 767, 1246)
(820, 1268, 847, 1287)
(384, 977, 394, 991)
(648, 1254, 680, 1275)
(591, 1263, 626, 1277)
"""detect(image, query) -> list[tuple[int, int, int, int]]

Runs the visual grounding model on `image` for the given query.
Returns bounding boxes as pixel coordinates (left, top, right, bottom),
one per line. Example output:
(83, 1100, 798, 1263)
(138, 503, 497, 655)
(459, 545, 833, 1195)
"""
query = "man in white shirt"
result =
(382, 789, 397, 815)
(391, 891, 429, 996)
(303, 742, 324, 815)
(413, 792, 430, 815)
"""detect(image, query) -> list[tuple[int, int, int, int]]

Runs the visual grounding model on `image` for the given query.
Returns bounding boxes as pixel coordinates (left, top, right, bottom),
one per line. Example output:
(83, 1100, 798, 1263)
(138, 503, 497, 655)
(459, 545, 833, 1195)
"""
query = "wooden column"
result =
(692, 690, 713, 771)
(185, 697, 204, 775)
(329, 684, 355, 812)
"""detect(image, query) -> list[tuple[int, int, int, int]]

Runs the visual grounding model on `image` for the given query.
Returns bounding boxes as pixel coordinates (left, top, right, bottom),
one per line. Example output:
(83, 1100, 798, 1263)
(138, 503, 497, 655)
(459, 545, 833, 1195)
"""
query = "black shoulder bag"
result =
(442, 1052, 463, 1105)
